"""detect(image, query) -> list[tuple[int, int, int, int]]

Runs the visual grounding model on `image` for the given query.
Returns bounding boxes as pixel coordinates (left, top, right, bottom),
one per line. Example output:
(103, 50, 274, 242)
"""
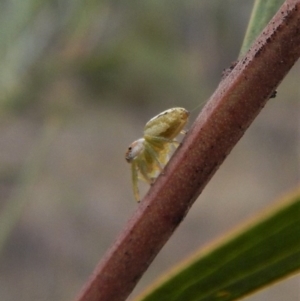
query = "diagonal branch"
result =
(74, 1, 300, 301)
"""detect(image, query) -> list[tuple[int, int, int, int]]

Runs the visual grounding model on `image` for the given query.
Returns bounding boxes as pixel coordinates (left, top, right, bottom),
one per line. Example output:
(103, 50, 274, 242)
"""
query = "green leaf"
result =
(135, 191, 300, 301)
(240, 0, 285, 57)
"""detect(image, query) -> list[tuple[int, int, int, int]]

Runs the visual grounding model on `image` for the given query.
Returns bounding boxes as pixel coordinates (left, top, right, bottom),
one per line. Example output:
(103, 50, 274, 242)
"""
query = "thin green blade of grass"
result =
(240, 0, 285, 57)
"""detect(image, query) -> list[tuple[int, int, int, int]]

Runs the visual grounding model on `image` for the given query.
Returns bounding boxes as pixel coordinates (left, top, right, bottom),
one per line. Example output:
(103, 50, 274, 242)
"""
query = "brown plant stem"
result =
(74, 1, 300, 301)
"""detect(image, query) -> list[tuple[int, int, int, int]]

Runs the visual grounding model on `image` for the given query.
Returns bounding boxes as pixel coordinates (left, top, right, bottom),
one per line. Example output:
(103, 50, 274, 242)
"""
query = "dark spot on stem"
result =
(270, 90, 277, 99)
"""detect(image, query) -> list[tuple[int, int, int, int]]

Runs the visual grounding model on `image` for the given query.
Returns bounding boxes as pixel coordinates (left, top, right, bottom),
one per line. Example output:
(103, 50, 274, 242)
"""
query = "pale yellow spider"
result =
(125, 107, 189, 202)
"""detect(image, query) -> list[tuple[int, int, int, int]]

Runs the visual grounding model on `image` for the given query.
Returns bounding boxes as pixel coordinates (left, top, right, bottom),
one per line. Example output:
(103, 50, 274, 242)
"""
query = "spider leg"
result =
(144, 142, 164, 172)
(180, 129, 188, 135)
(131, 161, 140, 202)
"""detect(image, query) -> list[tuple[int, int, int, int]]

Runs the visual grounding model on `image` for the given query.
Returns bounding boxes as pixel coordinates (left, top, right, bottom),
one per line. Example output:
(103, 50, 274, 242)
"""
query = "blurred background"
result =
(0, 0, 299, 300)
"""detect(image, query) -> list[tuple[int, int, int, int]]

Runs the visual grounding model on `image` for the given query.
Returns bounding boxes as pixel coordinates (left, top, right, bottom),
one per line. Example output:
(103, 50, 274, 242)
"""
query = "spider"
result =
(125, 107, 189, 202)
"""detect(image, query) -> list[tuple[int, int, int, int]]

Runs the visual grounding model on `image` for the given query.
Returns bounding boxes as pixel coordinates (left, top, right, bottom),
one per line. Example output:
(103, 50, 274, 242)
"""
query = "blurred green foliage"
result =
(0, 0, 251, 115)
